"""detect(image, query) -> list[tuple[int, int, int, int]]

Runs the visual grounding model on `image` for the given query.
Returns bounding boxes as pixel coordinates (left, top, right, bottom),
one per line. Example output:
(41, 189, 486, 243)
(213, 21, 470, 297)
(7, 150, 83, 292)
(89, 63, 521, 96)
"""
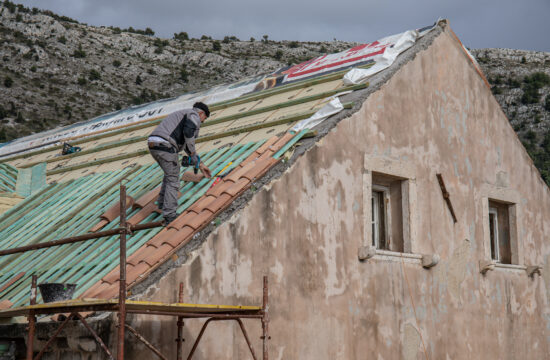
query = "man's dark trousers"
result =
(149, 148, 180, 220)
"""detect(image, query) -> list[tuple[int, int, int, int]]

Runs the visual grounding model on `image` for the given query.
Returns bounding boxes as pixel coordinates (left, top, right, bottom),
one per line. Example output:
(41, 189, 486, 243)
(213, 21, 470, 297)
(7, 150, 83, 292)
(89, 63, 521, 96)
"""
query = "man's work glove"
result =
(199, 163, 212, 178)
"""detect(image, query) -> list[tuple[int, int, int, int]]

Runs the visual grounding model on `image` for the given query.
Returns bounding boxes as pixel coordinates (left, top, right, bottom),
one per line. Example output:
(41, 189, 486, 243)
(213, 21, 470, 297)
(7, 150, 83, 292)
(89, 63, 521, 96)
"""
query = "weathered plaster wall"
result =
(129, 26, 550, 359)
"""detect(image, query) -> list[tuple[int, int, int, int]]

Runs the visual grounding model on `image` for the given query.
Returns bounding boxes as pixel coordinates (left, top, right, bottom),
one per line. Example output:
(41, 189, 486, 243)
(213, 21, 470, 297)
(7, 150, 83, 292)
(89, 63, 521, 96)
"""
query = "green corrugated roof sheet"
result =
(0, 164, 18, 193)
(0, 141, 264, 307)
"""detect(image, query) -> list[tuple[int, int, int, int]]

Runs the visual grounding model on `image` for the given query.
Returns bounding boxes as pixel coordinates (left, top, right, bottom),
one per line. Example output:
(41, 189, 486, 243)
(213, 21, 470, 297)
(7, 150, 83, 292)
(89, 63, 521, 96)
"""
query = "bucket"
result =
(38, 283, 77, 303)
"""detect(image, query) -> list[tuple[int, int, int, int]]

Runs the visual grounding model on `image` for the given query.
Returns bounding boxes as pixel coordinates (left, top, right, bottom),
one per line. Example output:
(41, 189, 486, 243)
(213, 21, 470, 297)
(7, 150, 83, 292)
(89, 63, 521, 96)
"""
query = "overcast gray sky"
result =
(14, 0, 550, 52)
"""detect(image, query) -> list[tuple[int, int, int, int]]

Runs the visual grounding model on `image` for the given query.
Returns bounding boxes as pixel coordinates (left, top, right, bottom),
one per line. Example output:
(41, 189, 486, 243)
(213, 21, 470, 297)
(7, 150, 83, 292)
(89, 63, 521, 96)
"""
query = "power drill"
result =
(181, 155, 200, 174)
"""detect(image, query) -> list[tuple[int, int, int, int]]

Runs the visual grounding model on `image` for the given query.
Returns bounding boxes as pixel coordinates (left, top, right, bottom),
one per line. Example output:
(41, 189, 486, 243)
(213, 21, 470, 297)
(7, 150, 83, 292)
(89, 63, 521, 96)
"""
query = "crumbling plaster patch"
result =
(403, 323, 421, 360)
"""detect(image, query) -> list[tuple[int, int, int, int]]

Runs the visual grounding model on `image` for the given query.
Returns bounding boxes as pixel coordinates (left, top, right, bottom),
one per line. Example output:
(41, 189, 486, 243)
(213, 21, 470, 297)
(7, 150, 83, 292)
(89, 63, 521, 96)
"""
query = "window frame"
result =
(371, 184, 390, 250)
(488, 206, 499, 262)
(363, 156, 417, 255)
(479, 184, 523, 266)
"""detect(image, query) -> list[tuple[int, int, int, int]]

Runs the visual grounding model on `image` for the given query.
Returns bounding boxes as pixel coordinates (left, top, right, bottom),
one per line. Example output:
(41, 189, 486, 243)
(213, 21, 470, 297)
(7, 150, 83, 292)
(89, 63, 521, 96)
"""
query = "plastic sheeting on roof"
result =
(343, 24, 438, 85)
(291, 96, 345, 133)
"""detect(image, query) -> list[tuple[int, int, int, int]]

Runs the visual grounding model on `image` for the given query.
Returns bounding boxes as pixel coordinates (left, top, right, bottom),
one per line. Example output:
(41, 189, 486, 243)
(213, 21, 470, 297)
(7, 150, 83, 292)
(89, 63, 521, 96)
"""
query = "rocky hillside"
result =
(0, 1, 356, 141)
(470, 48, 550, 183)
(1, 1, 549, 184)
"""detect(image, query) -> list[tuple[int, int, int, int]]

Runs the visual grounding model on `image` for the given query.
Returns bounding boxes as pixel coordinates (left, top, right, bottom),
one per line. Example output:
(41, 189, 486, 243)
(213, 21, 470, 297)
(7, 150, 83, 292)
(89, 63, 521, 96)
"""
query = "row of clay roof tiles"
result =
(82, 132, 295, 300)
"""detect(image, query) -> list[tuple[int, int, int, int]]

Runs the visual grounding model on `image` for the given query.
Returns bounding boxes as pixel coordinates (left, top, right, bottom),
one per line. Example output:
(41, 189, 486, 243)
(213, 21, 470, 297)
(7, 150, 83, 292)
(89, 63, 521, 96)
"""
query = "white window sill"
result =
(371, 249, 422, 264)
(494, 263, 526, 272)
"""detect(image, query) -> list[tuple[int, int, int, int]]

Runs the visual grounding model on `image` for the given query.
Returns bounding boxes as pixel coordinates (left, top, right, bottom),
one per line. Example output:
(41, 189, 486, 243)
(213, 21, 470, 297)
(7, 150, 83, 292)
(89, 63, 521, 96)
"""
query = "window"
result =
(488, 200, 512, 264)
(371, 173, 405, 253)
(363, 156, 417, 256)
(371, 186, 387, 249)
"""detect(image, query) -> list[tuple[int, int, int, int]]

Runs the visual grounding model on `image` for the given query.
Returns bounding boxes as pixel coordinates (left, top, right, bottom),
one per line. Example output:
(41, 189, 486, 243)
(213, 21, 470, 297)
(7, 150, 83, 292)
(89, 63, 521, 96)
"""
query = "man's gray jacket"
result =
(150, 108, 201, 155)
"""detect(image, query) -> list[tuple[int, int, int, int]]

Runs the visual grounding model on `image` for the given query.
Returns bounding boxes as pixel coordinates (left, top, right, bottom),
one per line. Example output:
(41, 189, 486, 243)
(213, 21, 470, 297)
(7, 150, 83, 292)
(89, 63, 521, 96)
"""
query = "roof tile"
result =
(134, 187, 161, 208)
(128, 244, 158, 266)
(242, 158, 273, 181)
(84, 281, 112, 299)
(89, 219, 109, 233)
(141, 243, 174, 267)
(186, 210, 212, 230)
(255, 135, 281, 155)
(94, 283, 118, 300)
(0, 300, 13, 310)
(127, 201, 158, 226)
(187, 194, 217, 214)
(126, 262, 151, 284)
(205, 193, 233, 213)
(226, 161, 257, 183)
(102, 265, 121, 284)
(270, 132, 296, 153)
(148, 227, 180, 246)
(222, 178, 251, 197)
(181, 171, 204, 183)
(207, 178, 236, 197)
(158, 225, 195, 248)
(83, 280, 107, 298)
(169, 212, 197, 230)
(101, 196, 135, 222)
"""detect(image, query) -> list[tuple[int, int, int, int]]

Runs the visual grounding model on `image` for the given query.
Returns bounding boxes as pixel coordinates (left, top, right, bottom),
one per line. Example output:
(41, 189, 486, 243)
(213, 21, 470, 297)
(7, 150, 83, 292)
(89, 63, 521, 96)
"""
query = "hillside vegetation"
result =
(1, 1, 549, 184)
(470, 49, 550, 183)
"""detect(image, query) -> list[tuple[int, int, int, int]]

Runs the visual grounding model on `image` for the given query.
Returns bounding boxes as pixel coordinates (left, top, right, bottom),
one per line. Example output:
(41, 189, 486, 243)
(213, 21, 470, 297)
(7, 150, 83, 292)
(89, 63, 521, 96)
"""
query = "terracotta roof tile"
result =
(148, 227, 180, 247)
(187, 194, 217, 214)
(101, 196, 135, 222)
(226, 161, 257, 183)
(205, 193, 233, 213)
(242, 158, 273, 181)
(222, 178, 251, 197)
(102, 265, 121, 284)
(127, 201, 158, 226)
(270, 132, 296, 153)
(256, 135, 281, 155)
(89, 219, 109, 233)
(0, 300, 13, 310)
(126, 262, 151, 284)
(84, 281, 112, 299)
(127, 245, 156, 266)
(94, 283, 118, 300)
(186, 210, 212, 230)
(207, 179, 236, 197)
(158, 225, 195, 248)
(181, 171, 204, 183)
(169, 212, 197, 230)
(0, 272, 25, 294)
(141, 244, 174, 267)
(134, 187, 160, 208)
(83, 280, 107, 298)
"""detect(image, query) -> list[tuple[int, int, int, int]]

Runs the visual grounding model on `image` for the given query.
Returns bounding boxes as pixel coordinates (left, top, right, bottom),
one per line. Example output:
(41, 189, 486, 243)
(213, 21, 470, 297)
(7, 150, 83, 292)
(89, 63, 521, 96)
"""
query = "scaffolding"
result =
(0, 183, 270, 360)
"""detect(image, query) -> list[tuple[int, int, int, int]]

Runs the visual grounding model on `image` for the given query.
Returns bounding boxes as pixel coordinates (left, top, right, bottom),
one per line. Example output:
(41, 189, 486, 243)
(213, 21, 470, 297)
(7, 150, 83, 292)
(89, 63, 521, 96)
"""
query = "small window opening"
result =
(371, 173, 404, 252)
(488, 200, 511, 264)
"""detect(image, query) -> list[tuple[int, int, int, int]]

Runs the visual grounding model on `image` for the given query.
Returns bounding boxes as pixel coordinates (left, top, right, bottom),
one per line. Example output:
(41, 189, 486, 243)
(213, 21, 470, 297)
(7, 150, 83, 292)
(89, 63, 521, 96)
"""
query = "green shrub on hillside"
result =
(4, 76, 13, 87)
(174, 32, 189, 41)
(521, 72, 550, 104)
(88, 69, 101, 81)
(72, 44, 86, 58)
(212, 41, 221, 51)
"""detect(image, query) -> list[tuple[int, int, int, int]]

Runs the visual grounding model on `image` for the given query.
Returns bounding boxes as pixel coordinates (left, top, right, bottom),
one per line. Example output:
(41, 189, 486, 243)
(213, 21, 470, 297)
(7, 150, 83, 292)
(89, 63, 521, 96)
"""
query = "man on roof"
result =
(148, 102, 212, 225)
